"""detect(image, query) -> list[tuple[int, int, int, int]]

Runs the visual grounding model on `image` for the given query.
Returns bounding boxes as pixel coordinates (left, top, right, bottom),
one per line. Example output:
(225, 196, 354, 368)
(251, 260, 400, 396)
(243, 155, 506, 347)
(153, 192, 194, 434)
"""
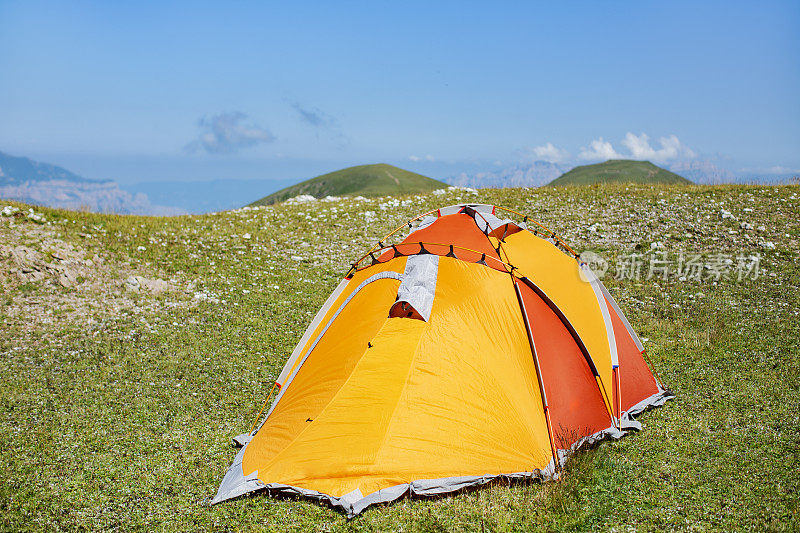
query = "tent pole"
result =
(614, 367, 622, 423)
(513, 280, 560, 474)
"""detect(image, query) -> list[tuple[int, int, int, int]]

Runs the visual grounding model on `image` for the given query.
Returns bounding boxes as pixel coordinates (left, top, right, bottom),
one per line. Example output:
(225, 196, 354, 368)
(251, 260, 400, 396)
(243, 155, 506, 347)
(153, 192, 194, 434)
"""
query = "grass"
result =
(1, 184, 798, 531)
(250, 163, 448, 205)
(548, 159, 692, 186)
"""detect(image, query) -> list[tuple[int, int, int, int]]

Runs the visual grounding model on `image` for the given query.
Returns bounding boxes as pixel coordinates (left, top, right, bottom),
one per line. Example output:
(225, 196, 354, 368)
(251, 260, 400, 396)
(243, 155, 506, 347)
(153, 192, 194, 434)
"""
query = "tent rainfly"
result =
(213, 203, 673, 517)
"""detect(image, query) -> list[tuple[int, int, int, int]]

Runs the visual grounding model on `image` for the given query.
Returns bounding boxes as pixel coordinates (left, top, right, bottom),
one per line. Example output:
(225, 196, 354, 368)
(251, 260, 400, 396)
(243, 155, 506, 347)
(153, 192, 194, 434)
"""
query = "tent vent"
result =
(389, 254, 439, 321)
(389, 300, 425, 321)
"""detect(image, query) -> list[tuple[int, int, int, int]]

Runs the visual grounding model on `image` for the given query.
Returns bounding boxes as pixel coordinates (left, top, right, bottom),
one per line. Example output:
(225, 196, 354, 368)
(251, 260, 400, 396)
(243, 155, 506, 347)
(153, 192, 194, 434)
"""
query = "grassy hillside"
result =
(250, 163, 447, 206)
(548, 159, 692, 186)
(1, 184, 798, 530)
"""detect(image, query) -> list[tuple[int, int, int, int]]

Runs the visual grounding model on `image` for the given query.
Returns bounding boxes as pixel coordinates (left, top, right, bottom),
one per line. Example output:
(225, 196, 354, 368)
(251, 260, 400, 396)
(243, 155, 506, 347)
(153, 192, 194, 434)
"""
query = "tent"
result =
(213, 203, 673, 517)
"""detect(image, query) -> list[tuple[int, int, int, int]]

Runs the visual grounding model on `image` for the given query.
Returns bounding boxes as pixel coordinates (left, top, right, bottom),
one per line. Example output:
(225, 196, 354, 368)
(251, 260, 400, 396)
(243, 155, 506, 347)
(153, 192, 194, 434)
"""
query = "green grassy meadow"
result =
(1, 184, 798, 531)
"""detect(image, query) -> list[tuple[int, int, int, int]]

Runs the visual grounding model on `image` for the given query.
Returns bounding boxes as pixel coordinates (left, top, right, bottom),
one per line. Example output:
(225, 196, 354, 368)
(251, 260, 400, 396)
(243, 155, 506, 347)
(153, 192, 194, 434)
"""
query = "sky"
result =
(1, 1, 798, 184)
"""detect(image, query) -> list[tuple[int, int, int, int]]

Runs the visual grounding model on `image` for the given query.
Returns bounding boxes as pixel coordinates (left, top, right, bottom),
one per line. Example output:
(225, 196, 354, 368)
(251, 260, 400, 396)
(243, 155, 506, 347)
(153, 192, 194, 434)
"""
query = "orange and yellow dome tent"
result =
(213, 203, 672, 517)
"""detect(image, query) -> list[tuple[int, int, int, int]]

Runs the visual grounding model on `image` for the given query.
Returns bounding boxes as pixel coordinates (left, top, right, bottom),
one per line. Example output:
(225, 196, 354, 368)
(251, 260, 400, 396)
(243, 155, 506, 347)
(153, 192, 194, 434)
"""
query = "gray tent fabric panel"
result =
(231, 432, 252, 447)
(625, 384, 674, 418)
(395, 254, 439, 321)
(437, 204, 466, 216)
(212, 445, 265, 504)
(414, 215, 438, 232)
(431, 203, 497, 218)
(348, 485, 408, 516)
(471, 212, 519, 235)
(213, 465, 558, 518)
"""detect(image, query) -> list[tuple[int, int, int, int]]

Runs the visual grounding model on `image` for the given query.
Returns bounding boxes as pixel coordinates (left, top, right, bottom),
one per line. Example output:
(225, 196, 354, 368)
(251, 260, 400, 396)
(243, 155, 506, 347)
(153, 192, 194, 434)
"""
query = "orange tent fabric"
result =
(213, 204, 672, 516)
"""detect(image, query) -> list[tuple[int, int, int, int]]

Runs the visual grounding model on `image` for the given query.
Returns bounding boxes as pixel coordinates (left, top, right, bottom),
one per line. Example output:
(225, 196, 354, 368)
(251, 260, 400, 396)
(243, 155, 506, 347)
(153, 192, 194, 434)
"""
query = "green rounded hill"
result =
(547, 159, 692, 186)
(250, 163, 447, 206)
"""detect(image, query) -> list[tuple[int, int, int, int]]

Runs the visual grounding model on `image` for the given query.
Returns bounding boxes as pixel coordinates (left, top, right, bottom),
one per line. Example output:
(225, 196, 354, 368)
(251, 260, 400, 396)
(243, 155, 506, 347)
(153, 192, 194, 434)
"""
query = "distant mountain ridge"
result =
(547, 159, 692, 186)
(450, 159, 745, 189)
(250, 163, 447, 206)
(0, 151, 181, 215)
(668, 160, 735, 184)
(0, 151, 102, 184)
(448, 161, 572, 189)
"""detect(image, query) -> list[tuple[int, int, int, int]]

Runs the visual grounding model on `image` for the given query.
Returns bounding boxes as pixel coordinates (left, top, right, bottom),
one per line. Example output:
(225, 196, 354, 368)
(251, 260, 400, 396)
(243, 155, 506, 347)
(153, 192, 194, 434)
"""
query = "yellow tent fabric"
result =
(245, 259, 551, 496)
(213, 203, 672, 517)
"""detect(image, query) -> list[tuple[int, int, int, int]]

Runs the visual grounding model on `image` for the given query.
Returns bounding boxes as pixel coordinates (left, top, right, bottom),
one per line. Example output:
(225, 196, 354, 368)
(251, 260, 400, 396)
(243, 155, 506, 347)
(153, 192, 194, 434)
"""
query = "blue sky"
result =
(1, 1, 798, 183)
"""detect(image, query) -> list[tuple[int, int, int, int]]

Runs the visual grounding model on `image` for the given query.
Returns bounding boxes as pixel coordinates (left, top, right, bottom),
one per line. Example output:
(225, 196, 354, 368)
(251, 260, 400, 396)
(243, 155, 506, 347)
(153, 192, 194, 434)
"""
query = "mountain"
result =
(250, 163, 448, 206)
(669, 160, 735, 184)
(0, 151, 99, 184)
(127, 178, 296, 214)
(448, 161, 572, 189)
(0, 151, 181, 215)
(547, 159, 692, 186)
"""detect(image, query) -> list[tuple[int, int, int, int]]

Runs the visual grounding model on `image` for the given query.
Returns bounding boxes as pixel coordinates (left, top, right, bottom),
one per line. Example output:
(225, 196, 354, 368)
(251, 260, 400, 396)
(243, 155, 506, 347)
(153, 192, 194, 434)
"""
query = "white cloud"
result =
(185, 112, 275, 154)
(408, 154, 435, 162)
(578, 133, 695, 163)
(578, 137, 621, 161)
(620, 133, 695, 163)
(527, 142, 569, 163)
